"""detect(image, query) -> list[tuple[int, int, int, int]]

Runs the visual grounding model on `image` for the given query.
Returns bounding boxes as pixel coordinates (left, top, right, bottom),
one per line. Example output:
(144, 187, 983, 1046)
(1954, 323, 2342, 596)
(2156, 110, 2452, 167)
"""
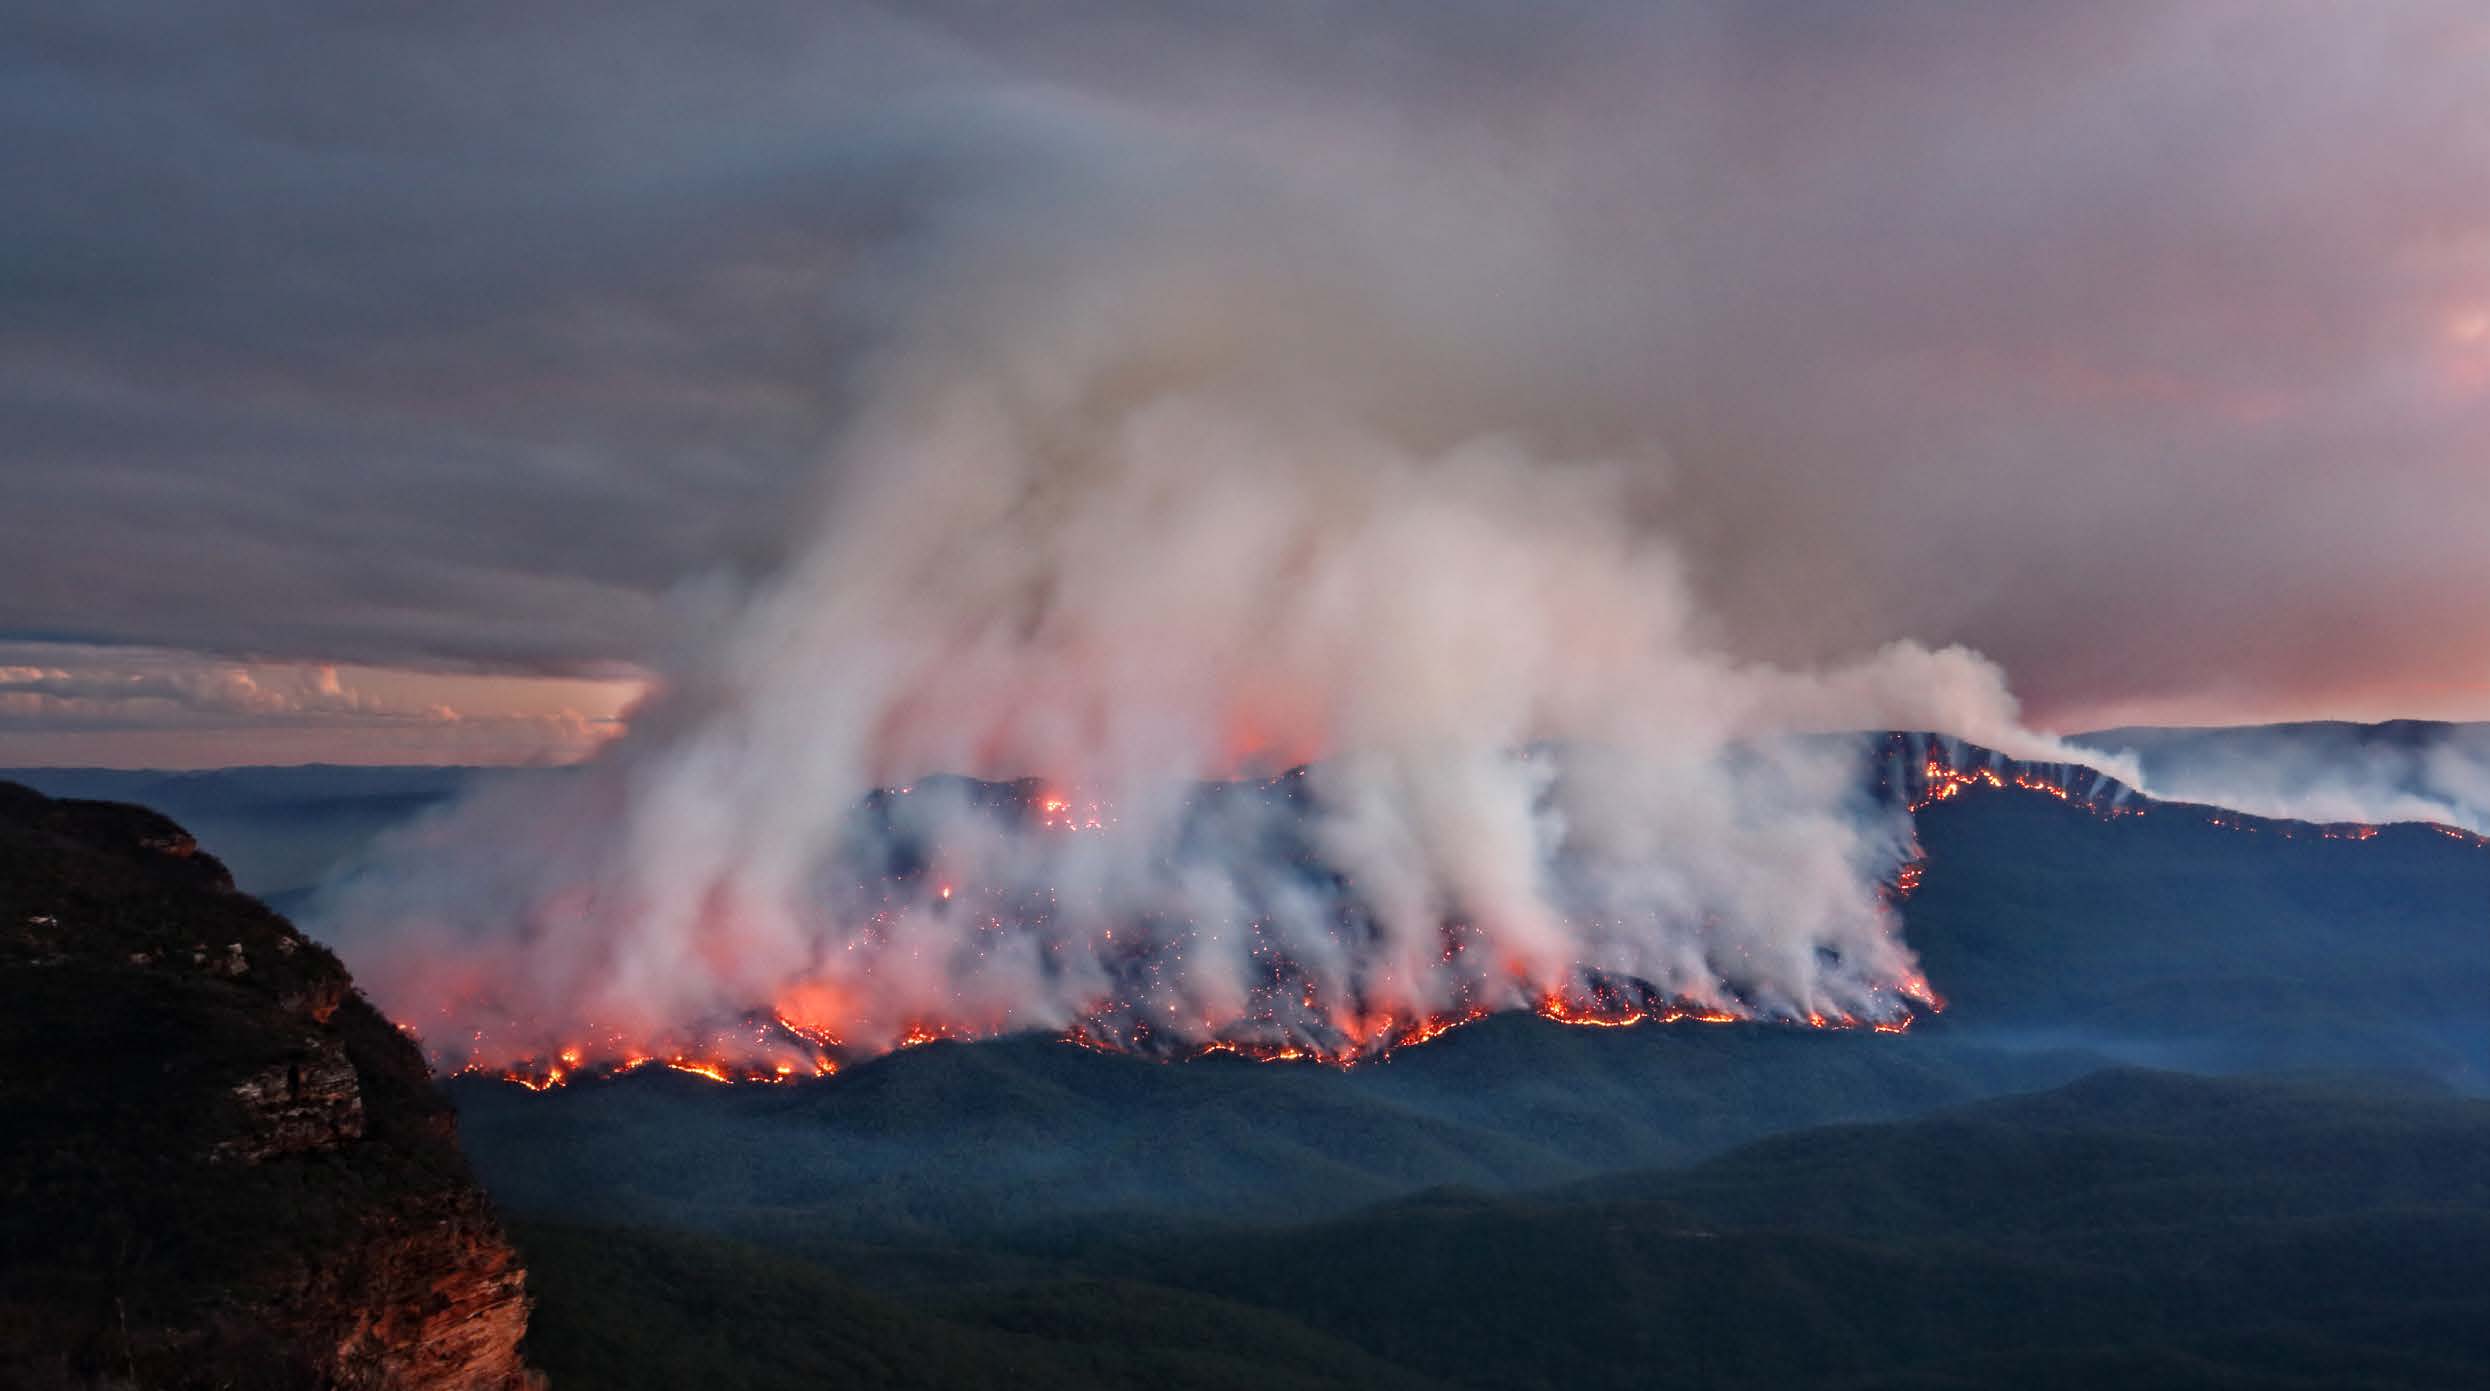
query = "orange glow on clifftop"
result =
(430, 739, 2477, 1089)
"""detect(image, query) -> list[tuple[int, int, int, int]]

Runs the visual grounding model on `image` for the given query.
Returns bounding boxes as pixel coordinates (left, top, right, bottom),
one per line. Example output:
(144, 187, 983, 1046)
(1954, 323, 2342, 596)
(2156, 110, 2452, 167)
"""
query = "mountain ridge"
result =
(0, 781, 541, 1390)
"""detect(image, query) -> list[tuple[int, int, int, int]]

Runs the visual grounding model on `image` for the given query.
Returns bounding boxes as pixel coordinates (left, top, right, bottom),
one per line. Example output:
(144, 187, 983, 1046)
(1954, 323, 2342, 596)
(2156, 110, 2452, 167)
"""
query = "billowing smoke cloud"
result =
(2076, 723, 2490, 836)
(9, 4, 2490, 762)
(316, 100, 2122, 1068)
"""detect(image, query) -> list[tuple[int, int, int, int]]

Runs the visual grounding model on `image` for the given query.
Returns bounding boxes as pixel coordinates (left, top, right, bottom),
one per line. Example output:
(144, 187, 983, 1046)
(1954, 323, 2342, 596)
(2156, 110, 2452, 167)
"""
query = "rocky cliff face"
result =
(0, 781, 542, 1390)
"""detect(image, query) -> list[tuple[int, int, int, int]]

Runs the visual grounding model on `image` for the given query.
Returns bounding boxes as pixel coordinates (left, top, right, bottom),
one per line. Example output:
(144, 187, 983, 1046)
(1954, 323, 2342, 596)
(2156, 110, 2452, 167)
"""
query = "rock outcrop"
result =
(0, 781, 542, 1390)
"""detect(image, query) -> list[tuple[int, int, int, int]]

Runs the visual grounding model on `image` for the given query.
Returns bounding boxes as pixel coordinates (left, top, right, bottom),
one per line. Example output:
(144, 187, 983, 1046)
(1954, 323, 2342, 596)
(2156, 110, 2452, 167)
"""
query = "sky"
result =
(4, 1, 2486, 768)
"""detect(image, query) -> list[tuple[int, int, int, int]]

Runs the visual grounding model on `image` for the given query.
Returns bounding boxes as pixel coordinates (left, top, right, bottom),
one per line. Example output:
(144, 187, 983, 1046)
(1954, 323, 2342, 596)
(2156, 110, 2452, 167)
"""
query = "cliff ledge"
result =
(0, 781, 541, 1390)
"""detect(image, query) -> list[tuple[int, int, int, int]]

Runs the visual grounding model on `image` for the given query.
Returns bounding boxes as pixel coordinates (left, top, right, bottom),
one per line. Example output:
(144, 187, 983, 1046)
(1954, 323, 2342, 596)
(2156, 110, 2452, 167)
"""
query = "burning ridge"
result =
(459, 738, 2476, 1089)
(428, 734, 2486, 1090)
(1879, 729, 2488, 846)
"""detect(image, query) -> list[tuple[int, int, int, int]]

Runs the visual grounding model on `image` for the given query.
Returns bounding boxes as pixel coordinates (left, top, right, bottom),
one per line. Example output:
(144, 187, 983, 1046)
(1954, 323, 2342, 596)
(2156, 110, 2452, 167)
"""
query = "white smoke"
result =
(317, 96, 2121, 1066)
(2075, 724, 2490, 836)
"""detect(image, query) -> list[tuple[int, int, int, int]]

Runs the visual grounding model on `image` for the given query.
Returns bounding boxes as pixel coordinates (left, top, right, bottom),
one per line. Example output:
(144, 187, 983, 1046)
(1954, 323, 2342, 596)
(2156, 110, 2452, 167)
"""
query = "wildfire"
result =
(446, 739, 2470, 1090)
(1902, 751, 2125, 815)
(1891, 861, 1925, 899)
(1531, 989, 1742, 1030)
(1035, 791, 1109, 832)
(459, 1014, 842, 1091)
(1896, 735, 2490, 847)
(454, 971, 1933, 1087)
(477, 1050, 838, 1089)
(1392, 1008, 1490, 1049)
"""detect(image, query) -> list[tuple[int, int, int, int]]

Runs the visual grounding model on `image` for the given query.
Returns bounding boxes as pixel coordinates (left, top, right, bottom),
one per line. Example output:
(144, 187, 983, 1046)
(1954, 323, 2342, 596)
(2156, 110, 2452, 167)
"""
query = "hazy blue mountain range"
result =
(12, 724, 2489, 1388)
(506, 1068, 2490, 1391)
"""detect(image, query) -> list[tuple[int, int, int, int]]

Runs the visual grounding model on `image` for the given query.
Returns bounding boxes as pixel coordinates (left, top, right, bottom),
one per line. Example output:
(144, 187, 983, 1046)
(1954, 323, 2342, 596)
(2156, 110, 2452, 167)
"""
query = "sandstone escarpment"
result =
(0, 781, 542, 1390)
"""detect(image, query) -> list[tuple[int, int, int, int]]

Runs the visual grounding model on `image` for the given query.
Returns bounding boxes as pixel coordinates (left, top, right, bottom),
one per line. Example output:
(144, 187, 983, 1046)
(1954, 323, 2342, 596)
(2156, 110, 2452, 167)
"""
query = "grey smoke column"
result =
(316, 75, 2128, 1067)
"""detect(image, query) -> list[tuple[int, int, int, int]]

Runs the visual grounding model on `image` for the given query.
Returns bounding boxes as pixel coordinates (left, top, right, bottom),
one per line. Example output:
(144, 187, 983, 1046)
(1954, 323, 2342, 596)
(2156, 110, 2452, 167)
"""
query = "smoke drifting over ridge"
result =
(2077, 723, 2490, 838)
(318, 105, 2127, 1068)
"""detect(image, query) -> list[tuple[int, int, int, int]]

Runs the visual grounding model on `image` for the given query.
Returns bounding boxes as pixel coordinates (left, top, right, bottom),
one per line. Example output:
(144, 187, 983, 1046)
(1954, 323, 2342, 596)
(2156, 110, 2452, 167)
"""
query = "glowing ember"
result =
(435, 738, 2468, 1089)
(1891, 862, 1925, 899)
(1035, 790, 1109, 832)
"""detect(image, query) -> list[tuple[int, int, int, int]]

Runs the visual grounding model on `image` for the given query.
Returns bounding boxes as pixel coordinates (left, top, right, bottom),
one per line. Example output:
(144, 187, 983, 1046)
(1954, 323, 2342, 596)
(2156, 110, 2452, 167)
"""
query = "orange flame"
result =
(455, 745, 2476, 1090)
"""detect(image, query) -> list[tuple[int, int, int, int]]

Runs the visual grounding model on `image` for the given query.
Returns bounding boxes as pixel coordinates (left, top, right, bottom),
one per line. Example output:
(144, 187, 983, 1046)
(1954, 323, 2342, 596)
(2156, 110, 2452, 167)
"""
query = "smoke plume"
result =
(318, 97, 2122, 1068)
(2076, 723, 2490, 836)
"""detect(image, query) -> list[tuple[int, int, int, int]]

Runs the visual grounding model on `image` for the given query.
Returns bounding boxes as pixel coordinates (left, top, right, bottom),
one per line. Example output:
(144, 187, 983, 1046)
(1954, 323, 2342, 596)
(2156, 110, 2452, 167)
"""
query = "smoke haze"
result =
(2078, 722, 2490, 837)
(317, 105, 2118, 1062)
(0, 0, 2420, 1062)
(5, 3, 2488, 770)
